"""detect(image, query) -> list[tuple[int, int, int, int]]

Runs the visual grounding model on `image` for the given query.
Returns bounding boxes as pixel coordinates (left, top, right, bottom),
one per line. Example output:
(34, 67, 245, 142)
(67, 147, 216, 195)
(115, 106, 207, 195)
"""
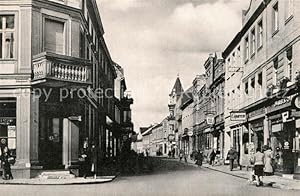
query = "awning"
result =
(271, 123, 283, 133)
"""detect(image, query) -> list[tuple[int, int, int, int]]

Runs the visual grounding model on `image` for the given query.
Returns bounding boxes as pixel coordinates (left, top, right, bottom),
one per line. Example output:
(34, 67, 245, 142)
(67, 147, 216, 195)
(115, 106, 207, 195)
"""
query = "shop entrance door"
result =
(40, 118, 63, 169)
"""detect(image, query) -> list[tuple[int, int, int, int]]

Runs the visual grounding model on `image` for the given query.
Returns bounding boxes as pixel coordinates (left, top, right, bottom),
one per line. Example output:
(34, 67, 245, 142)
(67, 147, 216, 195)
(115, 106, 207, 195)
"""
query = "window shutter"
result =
(45, 19, 64, 54)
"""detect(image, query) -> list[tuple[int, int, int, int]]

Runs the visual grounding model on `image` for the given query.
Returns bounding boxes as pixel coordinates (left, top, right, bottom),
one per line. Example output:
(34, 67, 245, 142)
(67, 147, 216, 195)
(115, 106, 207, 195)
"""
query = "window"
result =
(258, 20, 263, 48)
(287, 47, 293, 81)
(273, 57, 279, 84)
(272, 2, 279, 33)
(245, 82, 249, 94)
(250, 28, 256, 55)
(258, 72, 263, 86)
(0, 15, 15, 59)
(44, 18, 64, 54)
(79, 30, 85, 58)
(244, 36, 249, 61)
(251, 77, 255, 88)
(285, 0, 294, 20)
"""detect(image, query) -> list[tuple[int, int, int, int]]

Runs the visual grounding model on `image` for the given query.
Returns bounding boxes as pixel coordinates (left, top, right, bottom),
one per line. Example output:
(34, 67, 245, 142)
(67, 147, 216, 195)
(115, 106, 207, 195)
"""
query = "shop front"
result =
(267, 95, 300, 175)
(212, 123, 224, 159)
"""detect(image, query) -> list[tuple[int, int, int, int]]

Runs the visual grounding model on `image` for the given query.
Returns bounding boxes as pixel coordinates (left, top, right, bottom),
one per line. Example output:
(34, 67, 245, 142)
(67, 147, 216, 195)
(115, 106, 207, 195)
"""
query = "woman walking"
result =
(264, 147, 274, 176)
(252, 148, 265, 186)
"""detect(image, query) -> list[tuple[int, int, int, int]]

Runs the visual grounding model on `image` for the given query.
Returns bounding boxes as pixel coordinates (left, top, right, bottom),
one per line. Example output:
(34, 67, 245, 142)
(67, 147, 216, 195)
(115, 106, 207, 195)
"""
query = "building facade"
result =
(168, 77, 184, 156)
(0, 0, 127, 178)
(180, 87, 194, 156)
(223, 0, 300, 177)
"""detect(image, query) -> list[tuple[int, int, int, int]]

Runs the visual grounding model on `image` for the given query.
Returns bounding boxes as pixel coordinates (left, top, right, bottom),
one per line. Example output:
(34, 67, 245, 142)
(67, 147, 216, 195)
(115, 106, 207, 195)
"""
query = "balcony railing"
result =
(32, 52, 92, 85)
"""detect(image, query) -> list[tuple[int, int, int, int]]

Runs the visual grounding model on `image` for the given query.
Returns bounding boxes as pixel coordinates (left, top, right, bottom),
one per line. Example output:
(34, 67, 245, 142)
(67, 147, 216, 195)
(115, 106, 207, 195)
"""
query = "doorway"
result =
(40, 117, 63, 169)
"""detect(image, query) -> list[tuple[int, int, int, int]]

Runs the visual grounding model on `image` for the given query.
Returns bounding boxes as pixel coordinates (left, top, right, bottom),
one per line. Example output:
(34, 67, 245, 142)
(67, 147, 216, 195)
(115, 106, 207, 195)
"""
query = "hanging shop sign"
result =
(292, 95, 300, 110)
(284, 141, 290, 150)
(230, 111, 247, 121)
(168, 134, 175, 142)
(282, 111, 290, 123)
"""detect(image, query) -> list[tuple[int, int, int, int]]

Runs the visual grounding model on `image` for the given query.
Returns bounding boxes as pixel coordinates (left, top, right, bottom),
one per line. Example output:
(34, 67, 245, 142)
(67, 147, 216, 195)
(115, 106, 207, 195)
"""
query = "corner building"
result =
(0, 0, 118, 178)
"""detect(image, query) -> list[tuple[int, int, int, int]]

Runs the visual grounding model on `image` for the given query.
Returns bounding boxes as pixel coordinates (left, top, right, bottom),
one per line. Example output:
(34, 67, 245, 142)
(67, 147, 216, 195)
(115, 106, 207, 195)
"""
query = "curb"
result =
(0, 173, 120, 185)
(202, 166, 248, 180)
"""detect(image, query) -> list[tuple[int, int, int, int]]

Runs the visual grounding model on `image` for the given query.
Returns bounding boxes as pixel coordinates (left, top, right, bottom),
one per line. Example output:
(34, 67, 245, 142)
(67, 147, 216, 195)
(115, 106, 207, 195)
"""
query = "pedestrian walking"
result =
(226, 147, 237, 171)
(81, 138, 91, 178)
(251, 148, 265, 187)
(172, 148, 175, 158)
(1, 146, 14, 180)
(90, 143, 97, 179)
(209, 149, 216, 166)
(264, 147, 274, 176)
(184, 153, 188, 163)
(179, 149, 183, 161)
(195, 151, 203, 167)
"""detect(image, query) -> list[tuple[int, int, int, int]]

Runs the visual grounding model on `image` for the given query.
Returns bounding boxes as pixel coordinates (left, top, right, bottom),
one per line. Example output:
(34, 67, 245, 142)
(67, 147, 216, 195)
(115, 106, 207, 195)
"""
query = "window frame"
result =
(272, 2, 279, 34)
(250, 28, 256, 57)
(244, 36, 249, 62)
(257, 19, 263, 50)
(42, 15, 67, 55)
(0, 14, 16, 60)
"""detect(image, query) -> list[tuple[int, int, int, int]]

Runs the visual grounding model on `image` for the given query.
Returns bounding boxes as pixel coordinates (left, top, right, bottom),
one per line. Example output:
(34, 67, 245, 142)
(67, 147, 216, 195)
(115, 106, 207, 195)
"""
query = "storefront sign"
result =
(248, 108, 265, 119)
(230, 112, 246, 121)
(187, 130, 193, 137)
(274, 98, 290, 107)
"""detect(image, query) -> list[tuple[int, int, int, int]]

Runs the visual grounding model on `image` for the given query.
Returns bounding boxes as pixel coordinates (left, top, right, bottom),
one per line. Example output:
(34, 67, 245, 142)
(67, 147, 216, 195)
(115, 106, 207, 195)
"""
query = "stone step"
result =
(39, 170, 76, 179)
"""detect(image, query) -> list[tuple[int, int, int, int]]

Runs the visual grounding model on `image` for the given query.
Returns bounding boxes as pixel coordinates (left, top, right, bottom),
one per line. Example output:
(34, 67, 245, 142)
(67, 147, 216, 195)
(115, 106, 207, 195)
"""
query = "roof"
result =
(180, 90, 193, 110)
(170, 77, 184, 96)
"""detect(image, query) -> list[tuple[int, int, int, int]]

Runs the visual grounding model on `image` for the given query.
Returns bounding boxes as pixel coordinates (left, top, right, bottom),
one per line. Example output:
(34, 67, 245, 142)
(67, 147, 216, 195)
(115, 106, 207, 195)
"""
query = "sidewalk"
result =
(183, 158, 300, 190)
(0, 175, 118, 185)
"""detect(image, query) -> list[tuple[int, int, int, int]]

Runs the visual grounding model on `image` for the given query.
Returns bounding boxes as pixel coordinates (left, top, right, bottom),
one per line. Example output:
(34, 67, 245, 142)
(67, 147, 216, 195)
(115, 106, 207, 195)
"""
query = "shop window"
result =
(0, 15, 15, 59)
(0, 99, 16, 157)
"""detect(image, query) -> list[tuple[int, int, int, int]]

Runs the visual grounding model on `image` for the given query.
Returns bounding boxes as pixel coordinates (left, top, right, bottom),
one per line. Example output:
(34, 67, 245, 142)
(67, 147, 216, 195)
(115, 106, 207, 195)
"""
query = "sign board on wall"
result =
(230, 112, 247, 121)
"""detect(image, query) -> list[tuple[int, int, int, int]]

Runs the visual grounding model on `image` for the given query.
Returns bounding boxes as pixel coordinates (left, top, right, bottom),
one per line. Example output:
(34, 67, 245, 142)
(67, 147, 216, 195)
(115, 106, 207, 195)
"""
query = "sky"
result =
(97, 0, 250, 130)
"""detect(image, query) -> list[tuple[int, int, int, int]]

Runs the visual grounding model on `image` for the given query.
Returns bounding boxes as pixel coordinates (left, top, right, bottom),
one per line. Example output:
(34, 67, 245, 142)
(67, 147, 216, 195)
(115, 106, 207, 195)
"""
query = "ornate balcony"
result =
(32, 52, 92, 87)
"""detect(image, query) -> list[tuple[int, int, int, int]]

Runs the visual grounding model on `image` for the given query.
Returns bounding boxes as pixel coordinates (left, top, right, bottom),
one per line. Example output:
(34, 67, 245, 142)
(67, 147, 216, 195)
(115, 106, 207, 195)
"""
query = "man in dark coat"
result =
(227, 147, 238, 171)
